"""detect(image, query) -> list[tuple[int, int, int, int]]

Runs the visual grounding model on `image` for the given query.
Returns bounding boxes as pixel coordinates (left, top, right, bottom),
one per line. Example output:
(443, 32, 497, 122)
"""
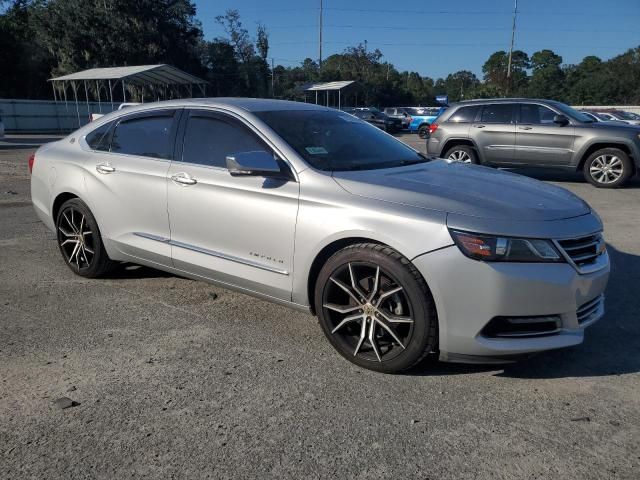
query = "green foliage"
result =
(0, 3, 639, 106)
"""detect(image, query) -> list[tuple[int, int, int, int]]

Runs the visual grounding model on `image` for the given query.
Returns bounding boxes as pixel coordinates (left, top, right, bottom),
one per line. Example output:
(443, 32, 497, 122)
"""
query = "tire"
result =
(444, 145, 479, 164)
(56, 198, 114, 277)
(417, 124, 430, 139)
(583, 148, 633, 188)
(314, 243, 438, 373)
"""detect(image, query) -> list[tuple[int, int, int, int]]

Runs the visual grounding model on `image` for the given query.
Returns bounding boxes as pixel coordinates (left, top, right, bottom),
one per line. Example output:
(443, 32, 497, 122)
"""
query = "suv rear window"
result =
(480, 104, 514, 123)
(447, 106, 479, 123)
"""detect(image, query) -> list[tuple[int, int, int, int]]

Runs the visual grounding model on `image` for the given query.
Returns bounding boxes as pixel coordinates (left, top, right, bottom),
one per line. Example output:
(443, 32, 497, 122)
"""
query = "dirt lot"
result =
(1, 134, 639, 479)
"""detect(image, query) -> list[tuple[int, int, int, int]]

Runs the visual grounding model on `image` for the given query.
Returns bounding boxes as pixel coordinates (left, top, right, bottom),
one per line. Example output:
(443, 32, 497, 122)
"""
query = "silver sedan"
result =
(30, 98, 610, 373)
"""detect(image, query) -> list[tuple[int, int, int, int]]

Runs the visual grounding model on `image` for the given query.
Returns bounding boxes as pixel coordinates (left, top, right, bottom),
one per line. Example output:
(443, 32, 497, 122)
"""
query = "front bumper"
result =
(413, 245, 610, 363)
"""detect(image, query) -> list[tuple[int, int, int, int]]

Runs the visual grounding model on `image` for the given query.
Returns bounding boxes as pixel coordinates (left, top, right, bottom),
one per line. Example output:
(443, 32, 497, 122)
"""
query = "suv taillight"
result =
(429, 123, 439, 134)
(28, 152, 35, 174)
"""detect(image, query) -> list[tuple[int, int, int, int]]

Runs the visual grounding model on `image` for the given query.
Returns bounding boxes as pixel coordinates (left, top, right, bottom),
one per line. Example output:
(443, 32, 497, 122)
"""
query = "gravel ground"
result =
(1, 134, 639, 479)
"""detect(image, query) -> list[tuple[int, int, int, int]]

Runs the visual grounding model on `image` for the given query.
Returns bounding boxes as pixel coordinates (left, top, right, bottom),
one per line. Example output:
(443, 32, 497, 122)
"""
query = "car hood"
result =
(332, 159, 590, 221)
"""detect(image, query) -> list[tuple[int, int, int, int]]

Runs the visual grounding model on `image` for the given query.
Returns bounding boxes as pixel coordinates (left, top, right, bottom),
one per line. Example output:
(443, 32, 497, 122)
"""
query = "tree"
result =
(256, 22, 269, 61)
(482, 50, 529, 96)
(215, 9, 254, 63)
(442, 71, 480, 102)
(528, 49, 564, 100)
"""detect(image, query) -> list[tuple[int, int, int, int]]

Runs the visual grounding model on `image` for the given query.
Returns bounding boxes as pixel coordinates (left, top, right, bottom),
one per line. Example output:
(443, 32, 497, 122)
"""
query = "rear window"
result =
(447, 106, 479, 123)
(111, 113, 175, 159)
(480, 104, 514, 123)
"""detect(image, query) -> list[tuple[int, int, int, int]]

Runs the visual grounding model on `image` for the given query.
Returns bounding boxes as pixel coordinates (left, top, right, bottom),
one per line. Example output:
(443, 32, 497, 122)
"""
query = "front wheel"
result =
(583, 148, 633, 188)
(315, 243, 438, 373)
(56, 198, 114, 277)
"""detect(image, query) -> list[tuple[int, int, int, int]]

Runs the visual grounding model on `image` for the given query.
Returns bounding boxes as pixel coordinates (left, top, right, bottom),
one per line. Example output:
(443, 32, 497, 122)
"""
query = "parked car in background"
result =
(579, 111, 623, 124)
(30, 98, 610, 372)
(343, 107, 402, 133)
(0, 114, 5, 139)
(598, 110, 640, 126)
(406, 107, 446, 138)
(383, 107, 412, 129)
(581, 110, 627, 124)
(426, 98, 640, 188)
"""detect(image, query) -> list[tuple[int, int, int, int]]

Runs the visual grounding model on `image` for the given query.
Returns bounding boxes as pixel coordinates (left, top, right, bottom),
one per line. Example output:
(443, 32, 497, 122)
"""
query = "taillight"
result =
(28, 152, 35, 174)
(429, 123, 439, 134)
(407, 116, 412, 123)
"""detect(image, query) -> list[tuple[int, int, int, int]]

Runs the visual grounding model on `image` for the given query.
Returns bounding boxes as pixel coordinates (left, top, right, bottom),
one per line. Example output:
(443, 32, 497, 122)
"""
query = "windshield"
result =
(255, 109, 427, 172)
(549, 101, 594, 123)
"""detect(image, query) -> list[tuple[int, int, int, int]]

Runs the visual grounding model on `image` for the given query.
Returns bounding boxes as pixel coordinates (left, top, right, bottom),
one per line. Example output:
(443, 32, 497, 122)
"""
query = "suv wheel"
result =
(315, 243, 437, 373)
(56, 198, 114, 277)
(417, 124, 430, 139)
(583, 148, 632, 188)
(444, 145, 478, 164)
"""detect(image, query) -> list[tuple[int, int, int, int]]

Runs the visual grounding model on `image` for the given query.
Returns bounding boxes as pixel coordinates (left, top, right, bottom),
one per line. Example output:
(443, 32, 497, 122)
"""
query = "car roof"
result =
(453, 98, 554, 106)
(112, 97, 331, 114)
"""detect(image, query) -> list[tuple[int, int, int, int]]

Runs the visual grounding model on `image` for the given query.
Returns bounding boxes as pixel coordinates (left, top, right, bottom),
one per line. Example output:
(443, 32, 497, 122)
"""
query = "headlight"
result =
(449, 230, 563, 263)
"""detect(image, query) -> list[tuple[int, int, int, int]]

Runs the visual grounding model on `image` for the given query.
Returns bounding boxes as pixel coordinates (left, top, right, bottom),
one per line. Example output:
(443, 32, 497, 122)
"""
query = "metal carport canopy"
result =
(304, 81, 357, 108)
(49, 64, 207, 87)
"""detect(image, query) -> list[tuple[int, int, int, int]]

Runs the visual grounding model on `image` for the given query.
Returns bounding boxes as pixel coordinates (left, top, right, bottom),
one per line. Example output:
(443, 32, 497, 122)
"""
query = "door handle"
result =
(171, 173, 197, 186)
(96, 163, 116, 174)
(473, 124, 486, 129)
(518, 126, 533, 130)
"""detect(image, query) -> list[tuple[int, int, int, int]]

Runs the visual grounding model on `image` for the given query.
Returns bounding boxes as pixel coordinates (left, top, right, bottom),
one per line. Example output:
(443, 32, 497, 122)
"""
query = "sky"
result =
(194, 0, 640, 79)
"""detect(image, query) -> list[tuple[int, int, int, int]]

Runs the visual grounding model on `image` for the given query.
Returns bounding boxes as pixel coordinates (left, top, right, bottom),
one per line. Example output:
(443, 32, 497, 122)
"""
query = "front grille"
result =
(557, 234, 604, 268)
(577, 295, 604, 325)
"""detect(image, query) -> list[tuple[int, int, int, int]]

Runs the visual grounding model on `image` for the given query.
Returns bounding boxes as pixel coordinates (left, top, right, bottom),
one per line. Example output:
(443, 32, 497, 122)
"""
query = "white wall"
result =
(0, 99, 121, 133)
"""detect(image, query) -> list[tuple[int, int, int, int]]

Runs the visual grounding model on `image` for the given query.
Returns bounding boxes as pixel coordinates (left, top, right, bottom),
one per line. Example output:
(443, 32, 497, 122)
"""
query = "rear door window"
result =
(447, 106, 480, 123)
(480, 104, 514, 124)
(519, 104, 557, 124)
(110, 111, 177, 159)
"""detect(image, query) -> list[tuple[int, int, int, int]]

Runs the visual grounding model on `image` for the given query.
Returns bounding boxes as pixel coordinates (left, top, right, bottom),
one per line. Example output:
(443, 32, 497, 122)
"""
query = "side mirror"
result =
(553, 114, 570, 126)
(226, 151, 283, 178)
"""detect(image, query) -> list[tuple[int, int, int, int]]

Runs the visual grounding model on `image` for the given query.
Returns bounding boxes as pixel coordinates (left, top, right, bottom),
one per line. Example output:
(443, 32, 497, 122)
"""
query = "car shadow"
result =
(407, 244, 640, 379)
(101, 262, 177, 280)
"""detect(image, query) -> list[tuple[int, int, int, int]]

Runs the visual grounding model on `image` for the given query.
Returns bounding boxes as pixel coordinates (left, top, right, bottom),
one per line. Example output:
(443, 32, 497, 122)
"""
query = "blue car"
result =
(406, 107, 447, 138)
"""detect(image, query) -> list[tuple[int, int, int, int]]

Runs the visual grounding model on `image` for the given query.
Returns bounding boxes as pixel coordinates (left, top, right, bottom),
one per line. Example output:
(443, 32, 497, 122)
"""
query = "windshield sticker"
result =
(305, 146, 328, 155)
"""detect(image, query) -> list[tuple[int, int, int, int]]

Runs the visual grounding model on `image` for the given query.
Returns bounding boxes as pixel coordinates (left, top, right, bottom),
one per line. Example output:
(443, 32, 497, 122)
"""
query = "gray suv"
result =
(426, 98, 640, 188)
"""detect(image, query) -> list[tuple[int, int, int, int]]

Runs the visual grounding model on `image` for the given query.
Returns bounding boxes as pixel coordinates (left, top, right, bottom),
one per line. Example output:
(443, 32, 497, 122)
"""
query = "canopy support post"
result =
(122, 80, 127, 103)
(83, 80, 90, 120)
(71, 81, 81, 128)
(109, 80, 114, 110)
(96, 81, 102, 112)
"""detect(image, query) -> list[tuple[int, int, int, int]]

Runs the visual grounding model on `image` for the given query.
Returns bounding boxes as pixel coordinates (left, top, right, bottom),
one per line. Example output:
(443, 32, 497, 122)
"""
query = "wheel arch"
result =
(440, 138, 481, 161)
(577, 142, 635, 174)
(305, 236, 436, 317)
(52, 191, 80, 222)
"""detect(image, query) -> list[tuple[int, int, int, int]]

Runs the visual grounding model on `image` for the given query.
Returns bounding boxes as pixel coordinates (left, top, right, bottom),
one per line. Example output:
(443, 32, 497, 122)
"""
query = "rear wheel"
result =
(444, 145, 478, 164)
(583, 148, 633, 188)
(418, 124, 430, 139)
(56, 198, 114, 277)
(315, 243, 437, 373)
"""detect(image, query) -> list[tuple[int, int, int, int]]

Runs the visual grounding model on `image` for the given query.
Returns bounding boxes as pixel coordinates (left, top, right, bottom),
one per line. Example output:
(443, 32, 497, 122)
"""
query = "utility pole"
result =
(506, 0, 518, 94)
(271, 58, 275, 97)
(318, 0, 323, 71)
